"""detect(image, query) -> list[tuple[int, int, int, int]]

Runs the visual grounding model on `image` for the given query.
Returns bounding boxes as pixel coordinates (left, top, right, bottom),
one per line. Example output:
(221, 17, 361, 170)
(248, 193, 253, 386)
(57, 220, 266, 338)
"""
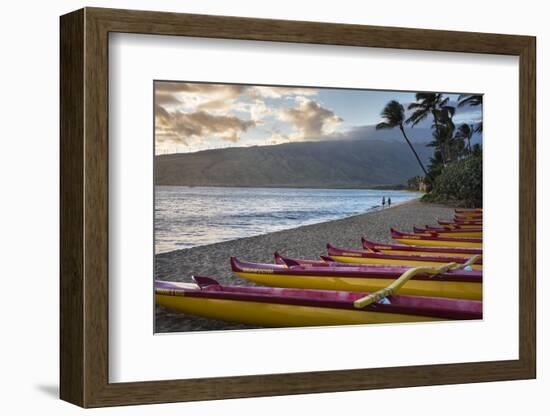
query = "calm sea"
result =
(154, 186, 422, 253)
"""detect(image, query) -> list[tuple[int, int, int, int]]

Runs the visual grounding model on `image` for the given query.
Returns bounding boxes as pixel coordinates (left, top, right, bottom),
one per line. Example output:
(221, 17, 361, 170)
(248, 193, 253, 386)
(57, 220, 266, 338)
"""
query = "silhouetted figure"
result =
(382, 196, 386, 208)
(388, 197, 392, 207)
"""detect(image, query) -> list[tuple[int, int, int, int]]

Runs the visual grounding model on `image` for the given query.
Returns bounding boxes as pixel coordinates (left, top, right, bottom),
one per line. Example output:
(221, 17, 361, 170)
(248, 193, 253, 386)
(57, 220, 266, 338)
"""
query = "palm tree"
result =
(406, 93, 449, 128)
(458, 94, 483, 133)
(455, 123, 474, 154)
(376, 100, 428, 177)
(406, 93, 456, 166)
(433, 106, 456, 163)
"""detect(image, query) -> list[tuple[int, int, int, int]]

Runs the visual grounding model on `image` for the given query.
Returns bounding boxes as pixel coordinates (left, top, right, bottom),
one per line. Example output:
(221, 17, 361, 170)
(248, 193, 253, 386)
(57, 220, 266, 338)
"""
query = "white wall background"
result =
(0, 0, 545, 414)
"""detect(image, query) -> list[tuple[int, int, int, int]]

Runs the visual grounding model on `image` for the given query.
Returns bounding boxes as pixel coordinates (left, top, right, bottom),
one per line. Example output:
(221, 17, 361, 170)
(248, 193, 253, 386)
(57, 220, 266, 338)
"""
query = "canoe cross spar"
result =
(353, 255, 481, 308)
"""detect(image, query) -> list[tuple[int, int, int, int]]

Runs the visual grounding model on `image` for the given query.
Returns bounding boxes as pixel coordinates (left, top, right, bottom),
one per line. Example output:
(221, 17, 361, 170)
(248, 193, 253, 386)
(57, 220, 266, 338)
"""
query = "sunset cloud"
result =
(278, 97, 343, 141)
(155, 104, 255, 145)
(155, 82, 244, 112)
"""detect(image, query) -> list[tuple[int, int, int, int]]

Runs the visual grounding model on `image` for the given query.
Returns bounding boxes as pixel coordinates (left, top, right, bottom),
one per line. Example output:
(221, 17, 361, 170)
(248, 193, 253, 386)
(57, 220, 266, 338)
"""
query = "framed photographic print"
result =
(60, 7, 536, 408)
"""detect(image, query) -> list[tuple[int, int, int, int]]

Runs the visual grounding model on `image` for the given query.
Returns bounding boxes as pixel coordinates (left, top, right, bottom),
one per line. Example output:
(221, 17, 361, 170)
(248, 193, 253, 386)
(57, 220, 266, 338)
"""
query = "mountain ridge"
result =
(155, 139, 432, 188)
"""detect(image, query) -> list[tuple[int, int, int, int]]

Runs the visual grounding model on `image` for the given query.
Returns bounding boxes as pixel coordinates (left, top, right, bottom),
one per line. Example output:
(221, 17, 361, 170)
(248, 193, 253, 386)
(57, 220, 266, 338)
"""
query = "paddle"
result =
(353, 255, 482, 308)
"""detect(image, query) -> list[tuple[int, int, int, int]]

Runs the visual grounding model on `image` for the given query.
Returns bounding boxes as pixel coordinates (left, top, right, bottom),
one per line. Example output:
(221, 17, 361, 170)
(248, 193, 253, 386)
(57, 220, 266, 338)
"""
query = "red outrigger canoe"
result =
(362, 237, 482, 257)
(231, 257, 482, 300)
(413, 226, 482, 238)
(437, 220, 482, 229)
(439, 219, 482, 226)
(455, 208, 482, 214)
(323, 244, 482, 269)
(391, 228, 482, 248)
(420, 225, 482, 234)
(454, 214, 482, 221)
(155, 277, 482, 326)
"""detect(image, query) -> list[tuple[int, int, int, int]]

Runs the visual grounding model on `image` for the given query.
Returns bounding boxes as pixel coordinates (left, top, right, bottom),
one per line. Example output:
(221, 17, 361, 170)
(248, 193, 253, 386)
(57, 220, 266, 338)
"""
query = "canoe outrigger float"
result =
(391, 228, 482, 249)
(231, 256, 482, 300)
(324, 244, 482, 270)
(362, 237, 482, 257)
(155, 274, 482, 327)
(414, 225, 482, 238)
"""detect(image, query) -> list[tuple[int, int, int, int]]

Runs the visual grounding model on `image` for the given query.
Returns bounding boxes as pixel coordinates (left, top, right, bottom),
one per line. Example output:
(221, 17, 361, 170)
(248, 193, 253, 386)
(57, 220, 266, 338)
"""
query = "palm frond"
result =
(406, 109, 429, 126)
(457, 94, 483, 107)
(375, 122, 392, 130)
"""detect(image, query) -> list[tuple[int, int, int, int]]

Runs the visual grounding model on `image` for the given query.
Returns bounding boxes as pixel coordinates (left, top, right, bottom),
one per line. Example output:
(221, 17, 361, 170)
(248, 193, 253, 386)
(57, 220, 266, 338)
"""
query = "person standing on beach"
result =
(382, 196, 386, 208)
(388, 197, 391, 207)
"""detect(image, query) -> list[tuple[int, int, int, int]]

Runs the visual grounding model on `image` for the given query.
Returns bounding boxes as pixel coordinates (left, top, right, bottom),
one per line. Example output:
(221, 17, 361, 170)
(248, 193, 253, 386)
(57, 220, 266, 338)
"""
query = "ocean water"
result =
(155, 186, 422, 253)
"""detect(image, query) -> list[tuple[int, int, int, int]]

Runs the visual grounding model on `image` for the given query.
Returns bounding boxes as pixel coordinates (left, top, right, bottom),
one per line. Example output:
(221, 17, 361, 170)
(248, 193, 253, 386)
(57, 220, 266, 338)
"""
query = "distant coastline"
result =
(155, 183, 412, 191)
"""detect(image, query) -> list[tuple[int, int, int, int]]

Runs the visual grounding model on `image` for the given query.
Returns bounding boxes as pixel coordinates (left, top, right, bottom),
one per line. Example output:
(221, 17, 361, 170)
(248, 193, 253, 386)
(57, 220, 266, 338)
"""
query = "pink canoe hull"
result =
(156, 277, 482, 321)
(325, 244, 482, 265)
(362, 237, 482, 255)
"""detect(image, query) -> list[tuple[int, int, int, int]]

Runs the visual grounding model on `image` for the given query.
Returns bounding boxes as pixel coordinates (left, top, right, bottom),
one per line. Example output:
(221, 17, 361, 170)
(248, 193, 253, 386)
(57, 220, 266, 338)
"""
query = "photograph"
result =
(52, 4, 538, 410)
(153, 81, 484, 332)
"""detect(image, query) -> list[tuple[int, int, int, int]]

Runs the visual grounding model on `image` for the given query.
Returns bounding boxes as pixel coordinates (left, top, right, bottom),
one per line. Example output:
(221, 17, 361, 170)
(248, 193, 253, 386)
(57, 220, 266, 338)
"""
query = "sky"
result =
(154, 81, 483, 154)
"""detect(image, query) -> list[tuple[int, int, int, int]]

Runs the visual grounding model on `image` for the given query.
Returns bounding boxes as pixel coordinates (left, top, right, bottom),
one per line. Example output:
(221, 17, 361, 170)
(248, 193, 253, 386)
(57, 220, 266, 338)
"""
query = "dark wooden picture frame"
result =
(60, 7, 536, 408)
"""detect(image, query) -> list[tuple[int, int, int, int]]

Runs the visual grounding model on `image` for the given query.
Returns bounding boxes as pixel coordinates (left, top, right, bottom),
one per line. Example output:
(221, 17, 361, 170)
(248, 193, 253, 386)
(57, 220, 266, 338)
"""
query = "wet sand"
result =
(155, 199, 455, 332)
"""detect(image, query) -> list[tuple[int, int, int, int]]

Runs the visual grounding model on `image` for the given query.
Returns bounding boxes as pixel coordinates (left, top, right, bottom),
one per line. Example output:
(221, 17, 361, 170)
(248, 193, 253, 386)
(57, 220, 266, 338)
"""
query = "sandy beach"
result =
(155, 199, 456, 333)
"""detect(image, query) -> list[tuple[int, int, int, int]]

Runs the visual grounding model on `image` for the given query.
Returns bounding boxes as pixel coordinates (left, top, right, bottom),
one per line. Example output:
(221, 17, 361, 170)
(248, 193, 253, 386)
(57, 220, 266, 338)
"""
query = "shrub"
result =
(422, 155, 482, 207)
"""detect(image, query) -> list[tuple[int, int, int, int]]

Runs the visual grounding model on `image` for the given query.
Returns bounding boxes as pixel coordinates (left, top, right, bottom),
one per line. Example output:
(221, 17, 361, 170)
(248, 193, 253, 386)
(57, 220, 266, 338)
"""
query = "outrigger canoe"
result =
(155, 277, 482, 326)
(231, 257, 482, 300)
(454, 214, 482, 221)
(362, 237, 482, 257)
(324, 244, 482, 270)
(414, 225, 482, 238)
(391, 228, 482, 248)
(274, 251, 483, 271)
(437, 220, 483, 229)
(455, 208, 482, 214)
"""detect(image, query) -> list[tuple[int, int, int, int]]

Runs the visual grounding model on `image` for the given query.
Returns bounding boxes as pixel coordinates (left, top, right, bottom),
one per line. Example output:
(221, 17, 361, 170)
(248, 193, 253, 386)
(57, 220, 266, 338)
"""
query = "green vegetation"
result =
(371, 184, 407, 191)
(421, 155, 482, 207)
(379, 93, 482, 206)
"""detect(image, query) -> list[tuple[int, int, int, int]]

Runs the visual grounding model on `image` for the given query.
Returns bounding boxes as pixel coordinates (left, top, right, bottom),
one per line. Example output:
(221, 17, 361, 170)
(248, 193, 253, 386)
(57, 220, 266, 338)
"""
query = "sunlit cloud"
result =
(155, 104, 255, 146)
(246, 86, 319, 99)
(155, 82, 244, 112)
(278, 96, 343, 141)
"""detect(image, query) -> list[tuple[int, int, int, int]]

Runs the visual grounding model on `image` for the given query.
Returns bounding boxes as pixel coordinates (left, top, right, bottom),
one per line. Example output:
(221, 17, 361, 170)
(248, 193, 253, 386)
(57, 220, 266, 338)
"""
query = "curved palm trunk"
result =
(399, 124, 428, 177)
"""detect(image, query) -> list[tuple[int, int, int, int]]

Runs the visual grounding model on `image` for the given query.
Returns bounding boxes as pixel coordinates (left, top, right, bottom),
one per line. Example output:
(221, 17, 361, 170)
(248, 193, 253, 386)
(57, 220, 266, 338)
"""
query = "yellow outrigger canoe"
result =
(324, 244, 482, 270)
(362, 237, 482, 258)
(231, 257, 482, 300)
(155, 276, 482, 327)
(415, 225, 482, 238)
(437, 220, 483, 229)
(391, 229, 482, 249)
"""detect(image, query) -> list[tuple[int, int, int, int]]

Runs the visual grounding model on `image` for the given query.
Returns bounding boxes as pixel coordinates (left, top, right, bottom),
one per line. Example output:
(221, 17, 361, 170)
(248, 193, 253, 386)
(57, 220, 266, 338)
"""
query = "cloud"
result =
(278, 97, 343, 141)
(247, 86, 319, 99)
(155, 104, 255, 145)
(233, 99, 272, 123)
(155, 82, 244, 111)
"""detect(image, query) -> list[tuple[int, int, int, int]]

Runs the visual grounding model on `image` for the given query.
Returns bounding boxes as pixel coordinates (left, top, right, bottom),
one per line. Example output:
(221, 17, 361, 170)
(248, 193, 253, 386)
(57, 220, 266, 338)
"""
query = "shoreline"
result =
(156, 197, 420, 255)
(155, 199, 456, 333)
